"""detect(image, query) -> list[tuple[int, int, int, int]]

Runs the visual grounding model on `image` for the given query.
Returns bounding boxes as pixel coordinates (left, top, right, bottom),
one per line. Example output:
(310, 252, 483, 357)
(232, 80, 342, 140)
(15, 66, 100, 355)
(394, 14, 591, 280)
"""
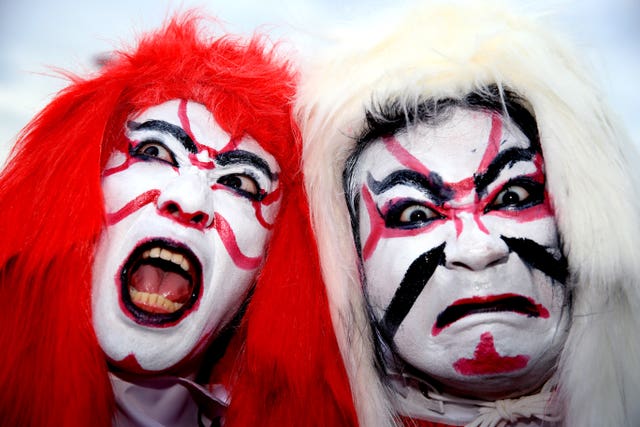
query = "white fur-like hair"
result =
(296, 1, 640, 426)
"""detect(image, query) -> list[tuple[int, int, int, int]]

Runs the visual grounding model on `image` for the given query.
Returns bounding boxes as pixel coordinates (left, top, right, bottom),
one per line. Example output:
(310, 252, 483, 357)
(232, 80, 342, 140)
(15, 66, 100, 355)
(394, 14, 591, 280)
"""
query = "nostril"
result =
(165, 202, 180, 216)
(486, 256, 508, 268)
(451, 261, 471, 270)
(191, 213, 205, 225)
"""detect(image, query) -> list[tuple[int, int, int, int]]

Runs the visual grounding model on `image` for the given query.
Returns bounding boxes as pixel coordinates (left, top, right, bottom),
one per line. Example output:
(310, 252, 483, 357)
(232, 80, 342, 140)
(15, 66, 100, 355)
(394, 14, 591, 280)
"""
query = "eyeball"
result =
(383, 199, 441, 229)
(218, 174, 260, 198)
(133, 140, 176, 165)
(399, 204, 438, 224)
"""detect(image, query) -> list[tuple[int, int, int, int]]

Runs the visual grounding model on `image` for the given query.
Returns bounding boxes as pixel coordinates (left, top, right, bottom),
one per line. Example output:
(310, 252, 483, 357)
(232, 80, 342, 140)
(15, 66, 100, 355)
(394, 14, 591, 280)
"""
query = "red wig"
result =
(0, 14, 356, 427)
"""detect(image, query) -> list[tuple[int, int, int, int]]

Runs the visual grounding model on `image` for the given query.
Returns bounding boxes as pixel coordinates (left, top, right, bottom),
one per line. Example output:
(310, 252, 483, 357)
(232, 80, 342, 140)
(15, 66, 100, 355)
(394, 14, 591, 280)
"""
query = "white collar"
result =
(390, 371, 562, 427)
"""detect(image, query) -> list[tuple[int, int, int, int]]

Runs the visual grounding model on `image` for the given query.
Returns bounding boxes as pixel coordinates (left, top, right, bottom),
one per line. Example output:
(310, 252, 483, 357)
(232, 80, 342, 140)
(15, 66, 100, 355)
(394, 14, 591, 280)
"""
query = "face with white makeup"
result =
(92, 99, 281, 373)
(346, 99, 570, 399)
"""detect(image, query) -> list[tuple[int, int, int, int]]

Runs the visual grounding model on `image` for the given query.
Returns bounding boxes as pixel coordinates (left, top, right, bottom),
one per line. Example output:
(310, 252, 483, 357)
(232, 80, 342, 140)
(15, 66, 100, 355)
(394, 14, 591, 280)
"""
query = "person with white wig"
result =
(296, 1, 640, 426)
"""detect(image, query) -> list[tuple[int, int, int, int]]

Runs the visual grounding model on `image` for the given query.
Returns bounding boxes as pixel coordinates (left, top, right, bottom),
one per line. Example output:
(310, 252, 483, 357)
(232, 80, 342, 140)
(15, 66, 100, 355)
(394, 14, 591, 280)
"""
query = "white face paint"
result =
(351, 107, 569, 398)
(92, 99, 281, 373)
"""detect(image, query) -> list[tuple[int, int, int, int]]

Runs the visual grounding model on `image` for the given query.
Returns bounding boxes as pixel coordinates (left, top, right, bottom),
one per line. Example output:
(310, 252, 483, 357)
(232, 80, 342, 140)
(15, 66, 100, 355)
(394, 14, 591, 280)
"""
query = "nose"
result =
(156, 171, 214, 229)
(444, 214, 509, 271)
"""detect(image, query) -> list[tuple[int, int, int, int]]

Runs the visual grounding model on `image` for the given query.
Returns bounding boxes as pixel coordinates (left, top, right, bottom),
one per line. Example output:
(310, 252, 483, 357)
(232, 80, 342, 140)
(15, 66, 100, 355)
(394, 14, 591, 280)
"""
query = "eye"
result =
(488, 179, 544, 211)
(132, 140, 176, 165)
(218, 174, 261, 199)
(385, 201, 440, 229)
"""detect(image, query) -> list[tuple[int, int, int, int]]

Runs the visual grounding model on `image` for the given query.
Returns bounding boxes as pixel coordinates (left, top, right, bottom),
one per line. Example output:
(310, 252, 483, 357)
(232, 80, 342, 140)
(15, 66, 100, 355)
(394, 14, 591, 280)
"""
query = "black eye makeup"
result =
(485, 177, 545, 212)
(130, 140, 178, 166)
(383, 199, 443, 229)
(217, 172, 264, 201)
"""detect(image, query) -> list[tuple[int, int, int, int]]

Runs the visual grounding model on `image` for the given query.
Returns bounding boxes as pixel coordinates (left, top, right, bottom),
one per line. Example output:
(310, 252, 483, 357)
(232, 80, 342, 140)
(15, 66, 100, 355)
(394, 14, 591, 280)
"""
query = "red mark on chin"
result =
(214, 212, 262, 270)
(453, 332, 529, 375)
(107, 190, 160, 225)
(114, 354, 147, 374)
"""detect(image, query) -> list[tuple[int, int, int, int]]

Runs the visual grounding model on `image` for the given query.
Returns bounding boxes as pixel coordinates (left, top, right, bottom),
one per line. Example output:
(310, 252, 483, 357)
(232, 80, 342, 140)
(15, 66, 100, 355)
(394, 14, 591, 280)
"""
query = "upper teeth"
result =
(142, 247, 191, 272)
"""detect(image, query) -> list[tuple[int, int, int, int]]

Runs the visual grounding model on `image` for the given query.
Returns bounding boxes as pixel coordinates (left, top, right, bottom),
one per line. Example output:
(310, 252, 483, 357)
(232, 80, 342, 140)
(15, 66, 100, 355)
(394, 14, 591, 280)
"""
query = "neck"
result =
(389, 371, 561, 427)
(109, 370, 227, 426)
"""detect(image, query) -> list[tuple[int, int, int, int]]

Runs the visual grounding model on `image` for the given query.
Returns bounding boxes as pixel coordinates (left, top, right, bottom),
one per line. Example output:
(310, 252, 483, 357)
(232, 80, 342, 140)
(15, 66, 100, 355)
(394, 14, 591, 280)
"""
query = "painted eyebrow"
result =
(127, 120, 197, 153)
(474, 146, 537, 196)
(366, 170, 454, 205)
(215, 150, 274, 181)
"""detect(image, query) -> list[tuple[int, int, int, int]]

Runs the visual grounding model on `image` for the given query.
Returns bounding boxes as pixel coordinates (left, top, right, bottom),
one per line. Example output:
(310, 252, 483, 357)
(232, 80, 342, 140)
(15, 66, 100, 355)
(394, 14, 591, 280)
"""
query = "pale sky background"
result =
(1, 0, 638, 163)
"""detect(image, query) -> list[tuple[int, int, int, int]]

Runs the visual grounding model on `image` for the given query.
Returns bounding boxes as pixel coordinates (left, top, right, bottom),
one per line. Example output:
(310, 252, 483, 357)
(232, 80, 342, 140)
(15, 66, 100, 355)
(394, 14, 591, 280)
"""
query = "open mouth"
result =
(120, 239, 202, 326)
(432, 293, 549, 336)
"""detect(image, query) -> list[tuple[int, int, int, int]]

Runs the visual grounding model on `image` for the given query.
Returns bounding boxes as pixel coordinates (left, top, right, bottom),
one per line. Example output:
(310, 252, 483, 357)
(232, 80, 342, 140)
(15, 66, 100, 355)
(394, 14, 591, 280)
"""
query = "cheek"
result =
(210, 191, 279, 261)
(483, 214, 559, 248)
(102, 163, 175, 213)
(363, 224, 450, 316)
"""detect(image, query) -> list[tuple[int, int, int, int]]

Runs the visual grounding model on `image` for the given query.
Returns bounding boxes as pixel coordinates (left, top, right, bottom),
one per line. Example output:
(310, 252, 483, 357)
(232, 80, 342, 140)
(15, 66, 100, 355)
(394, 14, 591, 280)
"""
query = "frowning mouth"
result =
(120, 239, 202, 326)
(432, 293, 549, 336)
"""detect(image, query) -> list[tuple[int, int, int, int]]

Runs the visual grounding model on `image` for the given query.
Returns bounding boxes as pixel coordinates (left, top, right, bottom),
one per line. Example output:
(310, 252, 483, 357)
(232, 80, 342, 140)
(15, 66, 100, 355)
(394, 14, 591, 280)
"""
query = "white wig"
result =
(296, 1, 640, 426)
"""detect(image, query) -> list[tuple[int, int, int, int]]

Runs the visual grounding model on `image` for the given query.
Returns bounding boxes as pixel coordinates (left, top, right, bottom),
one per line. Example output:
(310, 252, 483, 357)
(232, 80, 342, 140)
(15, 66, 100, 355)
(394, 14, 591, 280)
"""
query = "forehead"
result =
(357, 107, 531, 182)
(130, 99, 277, 167)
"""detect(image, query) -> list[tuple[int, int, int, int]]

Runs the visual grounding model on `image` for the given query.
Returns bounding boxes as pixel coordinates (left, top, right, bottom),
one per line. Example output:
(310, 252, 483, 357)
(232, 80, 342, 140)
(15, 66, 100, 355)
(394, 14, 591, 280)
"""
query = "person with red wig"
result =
(0, 14, 357, 427)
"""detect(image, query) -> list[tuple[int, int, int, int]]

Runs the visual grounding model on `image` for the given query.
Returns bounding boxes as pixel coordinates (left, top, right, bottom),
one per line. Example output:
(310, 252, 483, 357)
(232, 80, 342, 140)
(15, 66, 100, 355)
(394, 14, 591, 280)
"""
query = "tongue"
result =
(131, 264, 191, 303)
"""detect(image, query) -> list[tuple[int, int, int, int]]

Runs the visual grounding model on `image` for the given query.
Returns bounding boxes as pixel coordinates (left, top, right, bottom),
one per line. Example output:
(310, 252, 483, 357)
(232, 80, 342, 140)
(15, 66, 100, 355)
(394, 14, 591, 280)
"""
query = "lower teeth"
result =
(129, 288, 184, 313)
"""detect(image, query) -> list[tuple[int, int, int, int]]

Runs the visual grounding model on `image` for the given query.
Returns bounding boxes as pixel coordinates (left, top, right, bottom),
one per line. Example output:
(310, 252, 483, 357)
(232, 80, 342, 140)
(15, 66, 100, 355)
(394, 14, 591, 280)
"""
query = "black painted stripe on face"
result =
(474, 146, 537, 197)
(501, 236, 568, 285)
(216, 150, 274, 181)
(367, 170, 454, 206)
(128, 120, 198, 153)
(379, 243, 446, 339)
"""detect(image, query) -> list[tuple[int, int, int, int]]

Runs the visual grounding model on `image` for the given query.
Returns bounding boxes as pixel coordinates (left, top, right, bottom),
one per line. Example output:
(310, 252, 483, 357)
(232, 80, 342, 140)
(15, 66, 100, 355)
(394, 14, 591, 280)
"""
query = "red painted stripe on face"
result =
(188, 152, 215, 170)
(453, 332, 529, 375)
(214, 212, 262, 270)
(488, 200, 554, 222)
(473, 212, 490, 234)
(178, 99, 198, 146)
(362, 186, 442, 260)
(107, 190, 160, 225)
(362, 185, 386, 261)
(261, 185, 281, 206)
(178, 100, 253, 170)
(220, 135, 242, 153)
(448, 177, 475, 198)
(477, 114, 502, 174)
(209, 183, 276, 230)
(103, 152, 135, 177)
(251, 199, 275, 230)
(383, 136, 432, 177)
(179, 99, 218, 167)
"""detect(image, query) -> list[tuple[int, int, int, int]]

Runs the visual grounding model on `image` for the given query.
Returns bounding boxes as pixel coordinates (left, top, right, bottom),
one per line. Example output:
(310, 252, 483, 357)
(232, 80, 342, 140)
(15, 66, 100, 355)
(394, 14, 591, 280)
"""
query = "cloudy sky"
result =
(1, 0, 638, 162)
